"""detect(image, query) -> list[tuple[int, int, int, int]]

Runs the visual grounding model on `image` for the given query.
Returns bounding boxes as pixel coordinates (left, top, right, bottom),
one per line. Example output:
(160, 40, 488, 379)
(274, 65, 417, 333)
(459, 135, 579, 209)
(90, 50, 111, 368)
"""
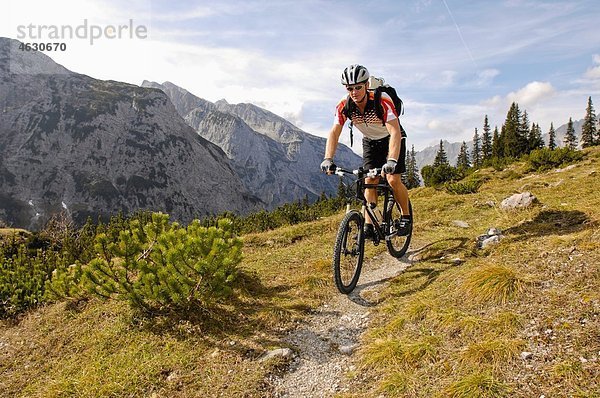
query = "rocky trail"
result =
(268, 250, 414, 397)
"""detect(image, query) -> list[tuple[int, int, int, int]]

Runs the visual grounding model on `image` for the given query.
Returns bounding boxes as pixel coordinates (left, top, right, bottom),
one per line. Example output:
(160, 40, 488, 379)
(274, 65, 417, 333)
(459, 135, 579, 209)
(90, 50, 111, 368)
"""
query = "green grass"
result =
(2, 147, 600, 397)
(356, 146, 600, 397)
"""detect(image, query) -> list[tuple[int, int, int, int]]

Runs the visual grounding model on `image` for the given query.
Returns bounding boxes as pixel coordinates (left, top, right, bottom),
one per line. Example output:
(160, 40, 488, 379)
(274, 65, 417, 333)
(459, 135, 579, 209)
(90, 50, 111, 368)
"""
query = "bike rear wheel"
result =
(333, 210, 365, 294)
(385, 197, 412, 258)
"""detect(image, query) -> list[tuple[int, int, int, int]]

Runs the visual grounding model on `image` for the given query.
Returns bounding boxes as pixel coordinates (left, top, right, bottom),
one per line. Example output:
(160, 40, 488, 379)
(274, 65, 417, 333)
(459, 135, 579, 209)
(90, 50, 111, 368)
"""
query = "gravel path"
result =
(269, 251, 412, 397)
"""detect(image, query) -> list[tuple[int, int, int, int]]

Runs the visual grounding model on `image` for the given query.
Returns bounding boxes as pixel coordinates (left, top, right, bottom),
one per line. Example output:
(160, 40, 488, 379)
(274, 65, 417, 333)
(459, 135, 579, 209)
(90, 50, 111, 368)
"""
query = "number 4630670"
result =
(18, 42, 67, 51)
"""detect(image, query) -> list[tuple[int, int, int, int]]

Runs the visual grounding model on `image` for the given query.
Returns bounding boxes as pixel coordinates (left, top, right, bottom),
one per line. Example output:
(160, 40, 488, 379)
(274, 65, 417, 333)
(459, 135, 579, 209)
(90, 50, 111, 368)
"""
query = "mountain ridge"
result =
(142, 80, 362, 208)
(0, 37, 261, 229)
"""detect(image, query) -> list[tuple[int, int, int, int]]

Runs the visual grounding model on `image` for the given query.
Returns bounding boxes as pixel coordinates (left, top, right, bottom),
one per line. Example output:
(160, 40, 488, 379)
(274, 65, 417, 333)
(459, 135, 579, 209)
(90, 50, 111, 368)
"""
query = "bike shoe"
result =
(363, 224, 375, 240)
(396, 218, 412, 236)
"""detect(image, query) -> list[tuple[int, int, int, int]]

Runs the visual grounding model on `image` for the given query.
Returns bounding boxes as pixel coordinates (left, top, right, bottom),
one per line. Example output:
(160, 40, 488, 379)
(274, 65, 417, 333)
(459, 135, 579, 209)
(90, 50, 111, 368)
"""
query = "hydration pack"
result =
(342, 76, 404, 146)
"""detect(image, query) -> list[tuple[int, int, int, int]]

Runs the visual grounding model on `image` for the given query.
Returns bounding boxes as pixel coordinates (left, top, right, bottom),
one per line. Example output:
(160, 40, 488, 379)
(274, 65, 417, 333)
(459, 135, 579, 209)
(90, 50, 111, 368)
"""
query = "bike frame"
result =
(337, 167, 396, 241)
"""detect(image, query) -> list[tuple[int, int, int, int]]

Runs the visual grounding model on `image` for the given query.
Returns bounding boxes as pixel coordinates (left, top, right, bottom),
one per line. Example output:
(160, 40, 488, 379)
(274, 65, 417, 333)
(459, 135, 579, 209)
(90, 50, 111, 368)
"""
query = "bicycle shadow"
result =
(347, 237, 470, 307)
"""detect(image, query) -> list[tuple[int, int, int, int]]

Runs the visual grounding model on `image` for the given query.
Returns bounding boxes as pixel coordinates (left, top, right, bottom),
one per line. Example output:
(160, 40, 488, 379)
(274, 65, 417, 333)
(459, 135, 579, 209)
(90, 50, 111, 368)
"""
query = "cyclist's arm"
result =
(324, 123, 343, 160)
(385, 118, 403, 161)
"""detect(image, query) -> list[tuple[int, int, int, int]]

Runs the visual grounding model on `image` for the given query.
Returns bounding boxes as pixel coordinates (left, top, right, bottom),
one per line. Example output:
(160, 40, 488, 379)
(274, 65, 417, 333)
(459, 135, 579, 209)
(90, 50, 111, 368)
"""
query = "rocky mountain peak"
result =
(0, 38, 261, 229)
(0, 37, 71, 76)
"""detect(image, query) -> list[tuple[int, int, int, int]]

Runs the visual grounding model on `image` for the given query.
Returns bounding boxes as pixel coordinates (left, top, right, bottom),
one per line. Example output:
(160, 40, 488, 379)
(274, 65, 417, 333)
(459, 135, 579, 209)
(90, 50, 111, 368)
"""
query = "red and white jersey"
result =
(334, 91, 398, 140)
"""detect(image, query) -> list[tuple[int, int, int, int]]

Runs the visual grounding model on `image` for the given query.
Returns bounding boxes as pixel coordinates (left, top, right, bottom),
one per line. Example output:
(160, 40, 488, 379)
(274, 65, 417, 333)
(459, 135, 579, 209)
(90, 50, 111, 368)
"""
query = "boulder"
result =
(500, 192, 538, 210)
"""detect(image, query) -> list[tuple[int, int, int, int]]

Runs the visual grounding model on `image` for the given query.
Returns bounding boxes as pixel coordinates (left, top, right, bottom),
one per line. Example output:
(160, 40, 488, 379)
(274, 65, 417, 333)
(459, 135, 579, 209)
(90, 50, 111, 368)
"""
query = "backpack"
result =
(342, 76, 405, 146)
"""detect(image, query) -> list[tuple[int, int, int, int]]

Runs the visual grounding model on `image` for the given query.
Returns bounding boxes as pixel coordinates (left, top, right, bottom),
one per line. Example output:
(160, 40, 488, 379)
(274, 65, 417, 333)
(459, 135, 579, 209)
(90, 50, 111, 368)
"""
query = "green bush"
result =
(526, 147, 584, 171)
(1, 245, 66, 318)
(445, 180, 482, 195)
(46, 213, 243, 314)
(421, 164, 462, 187)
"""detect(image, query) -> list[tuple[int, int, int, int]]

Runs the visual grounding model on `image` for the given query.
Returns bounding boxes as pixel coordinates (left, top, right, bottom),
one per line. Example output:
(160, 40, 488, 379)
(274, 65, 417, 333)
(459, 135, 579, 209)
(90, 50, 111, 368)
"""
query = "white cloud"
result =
(475, 69, 500, 86)
(507, 81, 555, 106)
(584, 66, 600, 80)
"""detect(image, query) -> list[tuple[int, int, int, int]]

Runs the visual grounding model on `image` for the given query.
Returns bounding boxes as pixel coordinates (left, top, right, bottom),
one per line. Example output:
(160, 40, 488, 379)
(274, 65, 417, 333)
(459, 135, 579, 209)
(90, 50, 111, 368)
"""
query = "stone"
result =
(339, 344, 357, 355)
(452, 220, 470, 228)
(500, 192, 538, 210)
(481, 235, 501, 249)
(487, 227, 502, 236)
(520, 351, 533, 360)
(258, 348, 294, 363)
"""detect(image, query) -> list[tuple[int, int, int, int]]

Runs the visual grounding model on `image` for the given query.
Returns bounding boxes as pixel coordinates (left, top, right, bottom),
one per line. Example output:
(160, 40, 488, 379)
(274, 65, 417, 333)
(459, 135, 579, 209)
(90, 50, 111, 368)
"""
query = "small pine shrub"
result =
(526, 147, 584, 172)
(46, 213, 243, 314)
(445, 180, 482, 195)
(0, 245, 67, 318)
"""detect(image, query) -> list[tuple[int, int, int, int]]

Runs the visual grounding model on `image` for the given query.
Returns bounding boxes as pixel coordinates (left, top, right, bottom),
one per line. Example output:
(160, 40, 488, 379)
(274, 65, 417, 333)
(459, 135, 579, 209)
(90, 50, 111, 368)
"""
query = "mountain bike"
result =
(331, 167, 412, 294)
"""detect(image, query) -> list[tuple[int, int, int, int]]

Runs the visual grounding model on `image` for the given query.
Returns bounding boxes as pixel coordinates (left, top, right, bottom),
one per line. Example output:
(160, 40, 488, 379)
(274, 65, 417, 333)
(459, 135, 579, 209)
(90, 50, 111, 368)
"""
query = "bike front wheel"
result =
(385, 198, 412, 258)
(333, 210, 365, 294)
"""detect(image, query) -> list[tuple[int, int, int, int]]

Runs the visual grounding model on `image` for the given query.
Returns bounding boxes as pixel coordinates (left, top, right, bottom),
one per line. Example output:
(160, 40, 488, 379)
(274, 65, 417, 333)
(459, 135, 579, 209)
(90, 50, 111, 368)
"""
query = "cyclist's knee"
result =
(386, 174, 401, 184)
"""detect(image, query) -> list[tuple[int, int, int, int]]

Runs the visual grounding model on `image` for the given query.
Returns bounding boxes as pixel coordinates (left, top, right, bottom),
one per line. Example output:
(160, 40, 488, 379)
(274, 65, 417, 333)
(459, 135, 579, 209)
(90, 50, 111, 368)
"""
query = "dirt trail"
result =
(269, 251, 413, 397)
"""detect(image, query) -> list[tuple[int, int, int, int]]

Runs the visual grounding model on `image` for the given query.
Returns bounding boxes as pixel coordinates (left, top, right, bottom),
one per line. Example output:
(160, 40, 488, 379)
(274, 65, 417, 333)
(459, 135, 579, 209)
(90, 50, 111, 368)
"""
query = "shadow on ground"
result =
(504, 209, 594, 241)
(347, 237, 471, 306)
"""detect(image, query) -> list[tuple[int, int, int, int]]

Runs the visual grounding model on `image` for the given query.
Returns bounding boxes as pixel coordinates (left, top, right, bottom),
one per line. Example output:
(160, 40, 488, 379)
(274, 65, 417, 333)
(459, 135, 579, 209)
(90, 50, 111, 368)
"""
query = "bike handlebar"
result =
(334, 167, 382, 178)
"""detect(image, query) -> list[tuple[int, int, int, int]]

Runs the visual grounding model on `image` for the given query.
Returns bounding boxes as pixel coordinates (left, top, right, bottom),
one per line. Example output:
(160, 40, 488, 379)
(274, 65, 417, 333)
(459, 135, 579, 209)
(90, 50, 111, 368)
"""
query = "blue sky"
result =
(2, 0, 600, 151)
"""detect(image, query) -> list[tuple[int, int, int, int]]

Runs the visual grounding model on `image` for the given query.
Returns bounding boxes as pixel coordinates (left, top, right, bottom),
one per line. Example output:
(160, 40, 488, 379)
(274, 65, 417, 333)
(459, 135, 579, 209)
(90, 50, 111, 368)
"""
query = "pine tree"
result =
(456, 141, 471, 171)
(520, 110, 531, 154)
(564, 117, 578, 149)
(581, 96, 597, 148)
(492, 126, 502, 158)
(548, 123, 557, 150)
(528, 122, 544, 151)
(472, 128, 482, 168)
(503, 102, 523, 158)
(433, 140, 449, 167)
(482, 115, 492, 161)
(405, 145, 421, 189)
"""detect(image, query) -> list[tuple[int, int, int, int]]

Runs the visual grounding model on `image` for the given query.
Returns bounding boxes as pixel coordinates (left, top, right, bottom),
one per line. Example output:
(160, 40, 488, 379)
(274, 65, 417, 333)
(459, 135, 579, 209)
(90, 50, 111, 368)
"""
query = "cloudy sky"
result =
(2, 0, 600, 151)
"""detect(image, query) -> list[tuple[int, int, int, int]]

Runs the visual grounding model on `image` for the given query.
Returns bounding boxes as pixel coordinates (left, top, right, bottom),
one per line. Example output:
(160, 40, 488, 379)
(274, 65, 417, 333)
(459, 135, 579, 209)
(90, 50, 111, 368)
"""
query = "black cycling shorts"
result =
(362, 135, 406, 174)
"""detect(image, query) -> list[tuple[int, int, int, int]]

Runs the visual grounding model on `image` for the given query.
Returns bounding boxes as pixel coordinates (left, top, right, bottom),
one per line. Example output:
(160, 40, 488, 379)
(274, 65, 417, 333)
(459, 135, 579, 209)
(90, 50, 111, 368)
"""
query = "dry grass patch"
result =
(460, 338, 525, 367)
(464, 264, 530, 304)
(362, 335, 442, 369)
(442, 371, 512, 398)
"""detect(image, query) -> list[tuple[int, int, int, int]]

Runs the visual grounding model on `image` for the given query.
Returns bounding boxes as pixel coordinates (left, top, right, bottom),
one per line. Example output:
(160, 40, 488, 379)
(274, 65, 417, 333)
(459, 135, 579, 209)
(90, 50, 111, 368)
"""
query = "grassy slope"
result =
(1, 148, 599, 397)
(350, 147, 600, 397)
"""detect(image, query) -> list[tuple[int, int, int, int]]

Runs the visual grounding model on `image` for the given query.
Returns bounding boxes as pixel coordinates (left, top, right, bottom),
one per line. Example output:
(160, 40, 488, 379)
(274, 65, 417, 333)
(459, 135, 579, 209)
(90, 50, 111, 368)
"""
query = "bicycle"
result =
(331, 167, 412, 294)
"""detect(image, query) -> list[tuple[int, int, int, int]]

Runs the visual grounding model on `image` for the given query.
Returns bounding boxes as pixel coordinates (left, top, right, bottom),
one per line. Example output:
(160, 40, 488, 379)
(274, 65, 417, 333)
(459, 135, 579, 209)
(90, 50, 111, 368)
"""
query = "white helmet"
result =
(341, 64, 370, 85)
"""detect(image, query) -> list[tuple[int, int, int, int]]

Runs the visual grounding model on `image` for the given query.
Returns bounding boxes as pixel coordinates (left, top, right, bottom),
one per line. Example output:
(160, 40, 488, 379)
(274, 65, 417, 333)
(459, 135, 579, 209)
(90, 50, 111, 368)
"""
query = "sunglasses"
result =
(346, 84, 364, 92)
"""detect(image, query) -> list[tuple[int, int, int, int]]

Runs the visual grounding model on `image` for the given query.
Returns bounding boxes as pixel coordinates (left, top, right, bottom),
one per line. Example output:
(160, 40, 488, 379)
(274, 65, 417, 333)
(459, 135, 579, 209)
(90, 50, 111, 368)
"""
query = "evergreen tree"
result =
(405, 145, 421, 189)
(456, 141, 471, 171)
(581, 96, 597, 148)
(472, 128, 482, 168)
(433, 140, 449, 167)
(564, 117, 578, 149)
(482, 115, 492, 161)
(548, 123, 557, 150)
(491, 126, 502, 158)
(503, 102, 523, 158)
(528, 122, 544, 151)
(520, 110, 531, 153)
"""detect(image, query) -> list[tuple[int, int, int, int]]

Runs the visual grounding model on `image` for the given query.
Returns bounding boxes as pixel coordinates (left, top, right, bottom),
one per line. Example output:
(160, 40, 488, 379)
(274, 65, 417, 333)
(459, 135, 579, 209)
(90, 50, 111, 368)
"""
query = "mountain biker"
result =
(320, 64, 411, 238)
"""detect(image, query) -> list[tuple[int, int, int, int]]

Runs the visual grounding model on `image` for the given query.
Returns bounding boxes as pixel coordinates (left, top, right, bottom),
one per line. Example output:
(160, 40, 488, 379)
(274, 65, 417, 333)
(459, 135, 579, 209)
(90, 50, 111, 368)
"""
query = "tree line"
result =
(419, 96, 598, 187)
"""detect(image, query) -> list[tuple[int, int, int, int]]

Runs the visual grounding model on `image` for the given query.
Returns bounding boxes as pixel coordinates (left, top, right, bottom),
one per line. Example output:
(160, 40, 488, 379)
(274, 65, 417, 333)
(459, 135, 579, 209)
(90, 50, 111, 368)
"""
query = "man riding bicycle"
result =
(320, 64, 411, 237)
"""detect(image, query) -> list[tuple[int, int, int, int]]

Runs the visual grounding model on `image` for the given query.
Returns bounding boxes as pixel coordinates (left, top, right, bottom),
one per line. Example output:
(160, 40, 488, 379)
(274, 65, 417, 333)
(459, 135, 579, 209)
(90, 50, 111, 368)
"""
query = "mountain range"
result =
(141, 81, 361, 209)
(0, 37, 261, 229)
(0, 37, 360, 230)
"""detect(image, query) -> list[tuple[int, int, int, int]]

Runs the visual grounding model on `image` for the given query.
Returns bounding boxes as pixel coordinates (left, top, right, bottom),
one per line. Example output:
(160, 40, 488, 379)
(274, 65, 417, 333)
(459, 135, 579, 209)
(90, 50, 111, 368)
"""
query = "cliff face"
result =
(142, 81, 362, 208)
(0, 38, 261, 229)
